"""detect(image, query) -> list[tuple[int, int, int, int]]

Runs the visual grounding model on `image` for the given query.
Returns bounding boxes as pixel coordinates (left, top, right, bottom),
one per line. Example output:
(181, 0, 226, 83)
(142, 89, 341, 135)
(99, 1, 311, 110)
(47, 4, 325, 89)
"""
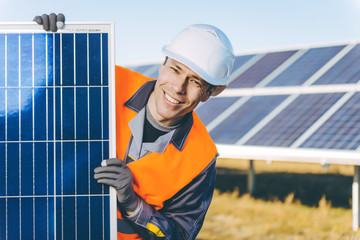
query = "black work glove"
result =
(94, 158, 140, 212)
(33, 13, 65, 32)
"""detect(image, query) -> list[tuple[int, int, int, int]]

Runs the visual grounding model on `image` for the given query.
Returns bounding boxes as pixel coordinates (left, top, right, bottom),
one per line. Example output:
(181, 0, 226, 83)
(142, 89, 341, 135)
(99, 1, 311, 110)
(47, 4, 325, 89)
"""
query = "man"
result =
(34, 14, 235, 239)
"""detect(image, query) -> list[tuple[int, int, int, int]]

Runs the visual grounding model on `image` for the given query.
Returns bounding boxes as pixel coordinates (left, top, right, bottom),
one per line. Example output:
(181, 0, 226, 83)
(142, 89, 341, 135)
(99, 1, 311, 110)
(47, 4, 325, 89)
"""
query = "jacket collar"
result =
(124, 80, 193, 151)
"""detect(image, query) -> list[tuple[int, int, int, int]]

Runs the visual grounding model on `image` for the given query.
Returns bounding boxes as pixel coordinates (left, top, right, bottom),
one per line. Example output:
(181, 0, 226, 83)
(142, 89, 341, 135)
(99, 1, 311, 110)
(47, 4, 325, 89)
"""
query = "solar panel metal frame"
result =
(0, 22, 117, 239)
(212, 83, 360, 165)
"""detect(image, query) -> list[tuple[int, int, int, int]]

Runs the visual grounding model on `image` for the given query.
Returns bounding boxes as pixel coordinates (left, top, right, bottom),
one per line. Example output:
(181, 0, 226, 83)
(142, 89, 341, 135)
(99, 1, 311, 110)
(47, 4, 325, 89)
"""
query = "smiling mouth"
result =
(165, 93, 181, 104)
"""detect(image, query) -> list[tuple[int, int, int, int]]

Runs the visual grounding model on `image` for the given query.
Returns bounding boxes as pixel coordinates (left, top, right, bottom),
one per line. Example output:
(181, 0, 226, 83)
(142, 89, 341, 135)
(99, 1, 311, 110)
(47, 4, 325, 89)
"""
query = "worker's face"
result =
(147, 58, 213, 126)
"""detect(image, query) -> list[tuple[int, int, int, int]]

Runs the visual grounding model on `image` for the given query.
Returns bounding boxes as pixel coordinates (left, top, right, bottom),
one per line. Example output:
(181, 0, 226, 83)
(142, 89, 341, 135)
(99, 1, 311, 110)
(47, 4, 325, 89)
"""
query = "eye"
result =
(190, 79, 202, 88)
(170, 67, 179, 73)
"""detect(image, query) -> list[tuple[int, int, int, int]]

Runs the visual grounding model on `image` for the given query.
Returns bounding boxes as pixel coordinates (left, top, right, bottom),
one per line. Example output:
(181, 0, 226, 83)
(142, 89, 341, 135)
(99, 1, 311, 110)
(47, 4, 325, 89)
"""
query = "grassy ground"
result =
(197, 159, 360, 240)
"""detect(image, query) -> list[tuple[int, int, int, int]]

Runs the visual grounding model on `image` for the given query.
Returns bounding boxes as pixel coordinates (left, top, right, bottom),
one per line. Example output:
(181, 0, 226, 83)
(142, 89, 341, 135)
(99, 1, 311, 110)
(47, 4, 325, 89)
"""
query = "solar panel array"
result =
(0, 23, 116, 239)
(129, 42, 360, 154)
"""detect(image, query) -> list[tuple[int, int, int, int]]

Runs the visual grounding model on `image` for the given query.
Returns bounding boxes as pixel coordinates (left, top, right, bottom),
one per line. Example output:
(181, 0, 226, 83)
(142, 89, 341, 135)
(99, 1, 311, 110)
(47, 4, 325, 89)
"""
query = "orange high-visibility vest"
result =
(114, 66, 217, 239)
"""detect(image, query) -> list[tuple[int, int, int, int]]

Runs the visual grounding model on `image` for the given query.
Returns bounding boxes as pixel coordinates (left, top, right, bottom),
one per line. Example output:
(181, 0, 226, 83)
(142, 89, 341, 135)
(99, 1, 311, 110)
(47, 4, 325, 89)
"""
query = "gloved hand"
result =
(94, 158, 140, 212)
(33, 13, 65, 32)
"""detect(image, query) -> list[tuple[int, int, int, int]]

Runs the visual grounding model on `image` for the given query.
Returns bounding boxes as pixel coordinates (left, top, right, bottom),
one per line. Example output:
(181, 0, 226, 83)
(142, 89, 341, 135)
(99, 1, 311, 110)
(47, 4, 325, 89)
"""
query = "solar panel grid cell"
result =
(89, 34, 102, 86)
(7, 34, 19, 87)
(62, 33, 75, 86)
(0, 89, 4, 141)
(20, 34, 33, 87)
(34, 34, 47, 87)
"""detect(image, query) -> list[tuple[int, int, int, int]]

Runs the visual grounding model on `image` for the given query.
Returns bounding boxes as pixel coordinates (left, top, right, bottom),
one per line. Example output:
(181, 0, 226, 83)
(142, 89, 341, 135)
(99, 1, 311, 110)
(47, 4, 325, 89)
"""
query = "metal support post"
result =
(353, 166, 360, 231)
(247, 160, 255, 196)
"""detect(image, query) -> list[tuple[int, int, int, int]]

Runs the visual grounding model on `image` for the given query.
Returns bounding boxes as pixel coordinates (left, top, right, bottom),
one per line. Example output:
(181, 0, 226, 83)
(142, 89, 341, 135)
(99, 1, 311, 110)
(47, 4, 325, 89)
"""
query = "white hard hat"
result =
(162, 24, 235, 95)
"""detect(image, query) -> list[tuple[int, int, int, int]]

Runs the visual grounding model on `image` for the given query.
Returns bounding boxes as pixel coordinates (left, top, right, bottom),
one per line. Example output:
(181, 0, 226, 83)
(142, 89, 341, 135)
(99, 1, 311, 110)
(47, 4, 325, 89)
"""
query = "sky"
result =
(0, 0, 360, 66)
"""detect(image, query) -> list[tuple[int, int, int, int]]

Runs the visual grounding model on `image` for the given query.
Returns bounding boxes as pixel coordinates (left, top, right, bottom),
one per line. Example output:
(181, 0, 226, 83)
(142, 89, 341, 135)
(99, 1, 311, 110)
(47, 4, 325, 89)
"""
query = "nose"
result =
(171, 76, 187, 95)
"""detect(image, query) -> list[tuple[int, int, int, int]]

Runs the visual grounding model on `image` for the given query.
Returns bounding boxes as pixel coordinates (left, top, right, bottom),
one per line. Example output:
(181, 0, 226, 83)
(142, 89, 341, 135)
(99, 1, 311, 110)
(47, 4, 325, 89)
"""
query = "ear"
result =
(211, 85, 227, 96)
(200, 87, 215, 102)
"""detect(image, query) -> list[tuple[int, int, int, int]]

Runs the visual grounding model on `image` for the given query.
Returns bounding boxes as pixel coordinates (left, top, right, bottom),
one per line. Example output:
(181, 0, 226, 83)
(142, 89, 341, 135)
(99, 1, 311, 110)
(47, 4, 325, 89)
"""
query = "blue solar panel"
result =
(209, 95, 288, 144)
(313, 44, 360, 85)
(300, 92, 360, 150)
(0, 24, 115, 239)
(266, 45, 345, 87)
(245, 93, 344, 147)
(228, 50, 297, 88)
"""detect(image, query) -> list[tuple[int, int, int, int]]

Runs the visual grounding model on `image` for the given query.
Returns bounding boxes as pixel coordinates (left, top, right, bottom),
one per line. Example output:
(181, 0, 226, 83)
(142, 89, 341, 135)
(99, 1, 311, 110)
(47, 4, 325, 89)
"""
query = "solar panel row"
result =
(128, 42, 360, 152)
(0, 25, 114, 239)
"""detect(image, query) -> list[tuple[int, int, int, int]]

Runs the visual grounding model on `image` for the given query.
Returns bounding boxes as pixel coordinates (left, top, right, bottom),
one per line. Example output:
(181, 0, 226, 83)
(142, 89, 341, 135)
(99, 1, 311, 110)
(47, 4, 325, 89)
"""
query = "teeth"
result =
(165, 93, 180, 104)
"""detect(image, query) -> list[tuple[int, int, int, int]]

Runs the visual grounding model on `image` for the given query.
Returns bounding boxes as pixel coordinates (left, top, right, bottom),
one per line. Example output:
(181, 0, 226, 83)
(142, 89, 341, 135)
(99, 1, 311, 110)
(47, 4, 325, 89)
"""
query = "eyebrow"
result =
(172, 62, 204, 81)
(173, 63, 183, 71)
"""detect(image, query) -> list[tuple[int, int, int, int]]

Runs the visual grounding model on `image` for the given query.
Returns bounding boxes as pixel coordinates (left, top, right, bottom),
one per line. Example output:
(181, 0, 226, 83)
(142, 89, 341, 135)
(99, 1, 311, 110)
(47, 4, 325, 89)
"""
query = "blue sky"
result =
(1, 0, 360, 66)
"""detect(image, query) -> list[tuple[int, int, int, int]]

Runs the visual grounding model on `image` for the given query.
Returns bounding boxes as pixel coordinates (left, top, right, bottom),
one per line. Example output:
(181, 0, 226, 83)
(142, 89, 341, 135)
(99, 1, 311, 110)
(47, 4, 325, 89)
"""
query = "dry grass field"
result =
(197, 159, 360, 240)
